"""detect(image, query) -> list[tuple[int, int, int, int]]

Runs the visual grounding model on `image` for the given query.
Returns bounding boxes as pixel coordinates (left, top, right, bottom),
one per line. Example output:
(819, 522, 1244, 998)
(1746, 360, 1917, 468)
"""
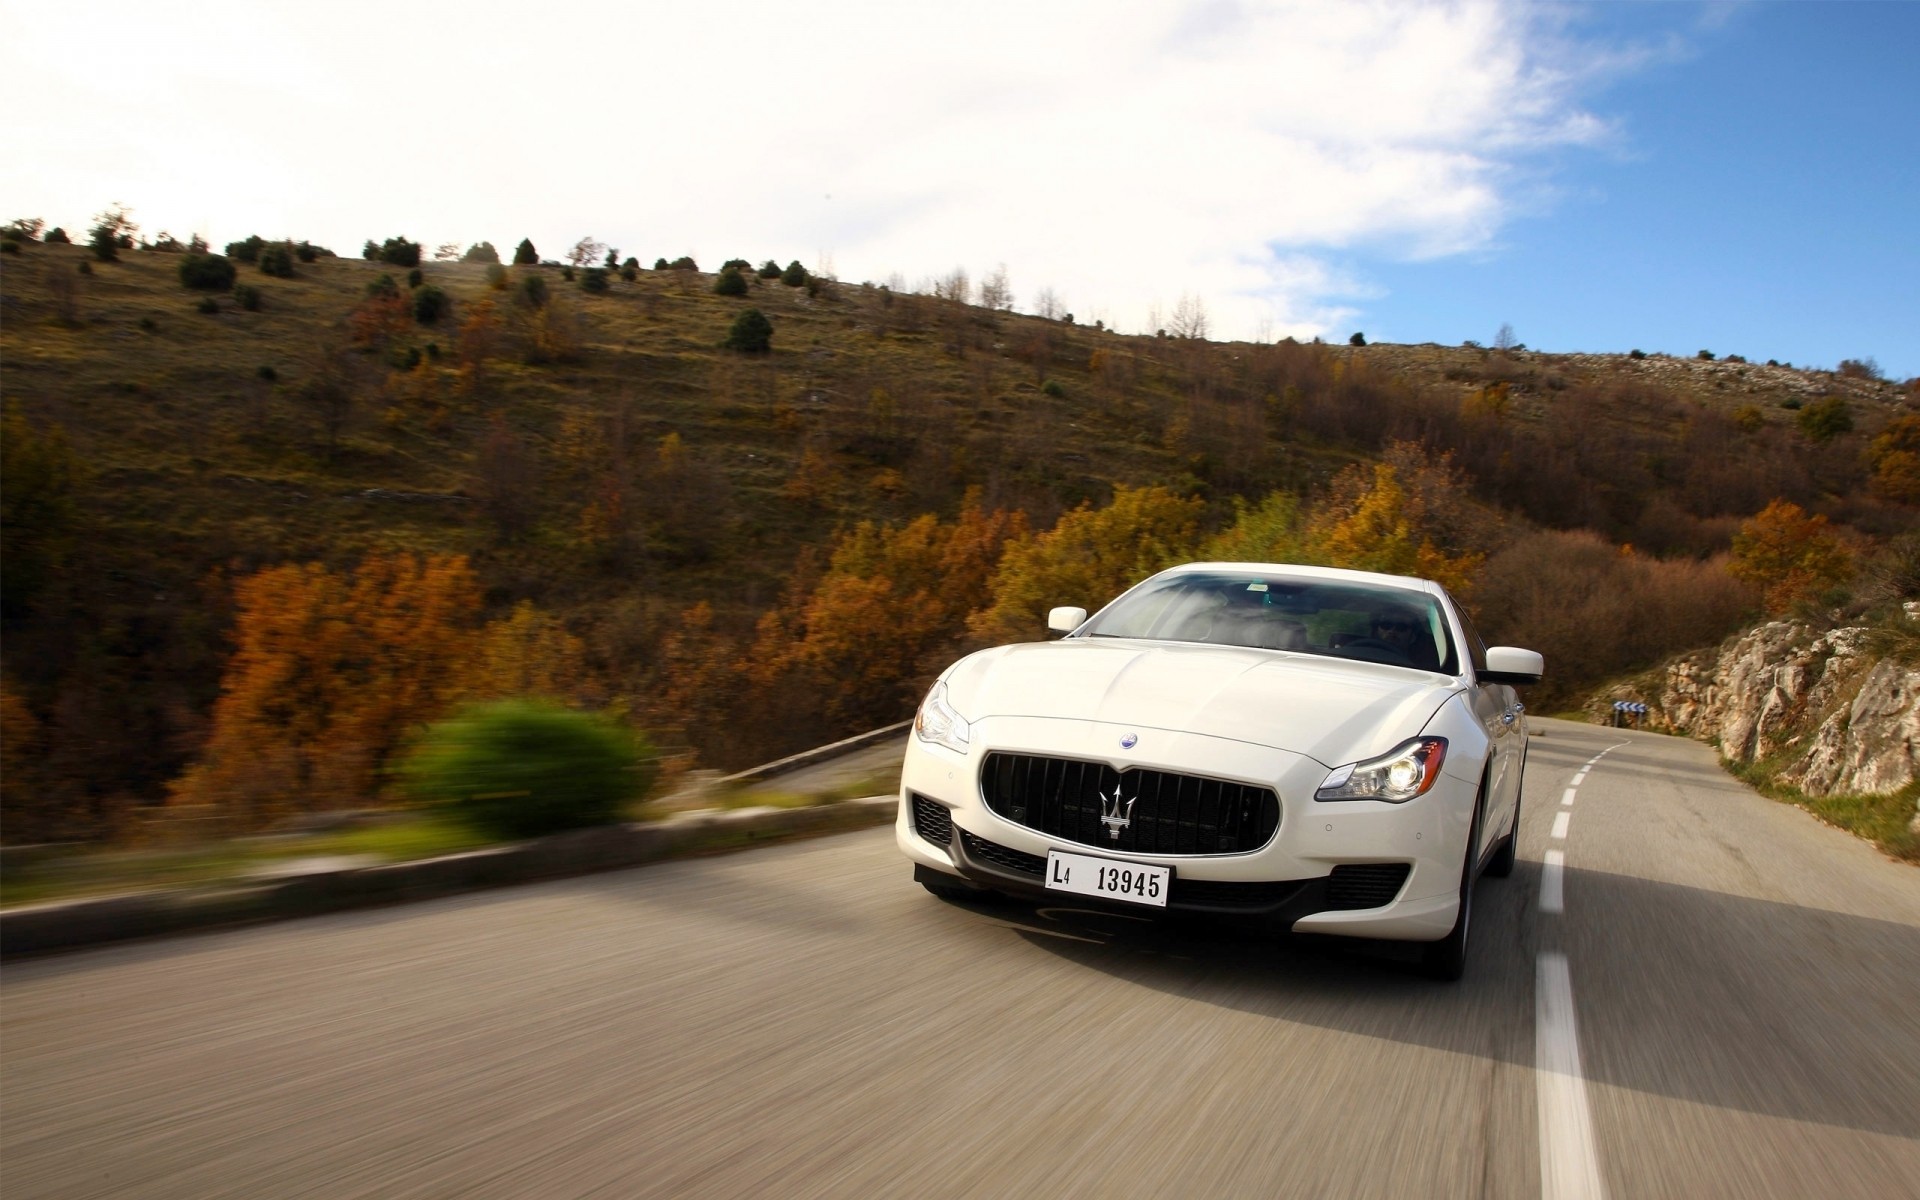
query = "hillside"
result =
(2, 235, 1914, 840)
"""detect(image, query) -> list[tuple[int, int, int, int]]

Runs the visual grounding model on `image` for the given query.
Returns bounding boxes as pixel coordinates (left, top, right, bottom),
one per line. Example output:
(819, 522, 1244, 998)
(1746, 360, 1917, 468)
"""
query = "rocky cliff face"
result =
(1591, 606, 1920, 833)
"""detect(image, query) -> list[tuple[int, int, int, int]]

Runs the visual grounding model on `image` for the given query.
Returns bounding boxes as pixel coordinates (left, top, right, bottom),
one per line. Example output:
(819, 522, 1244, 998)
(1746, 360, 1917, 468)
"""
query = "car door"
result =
(1454, 604, 1515, 860)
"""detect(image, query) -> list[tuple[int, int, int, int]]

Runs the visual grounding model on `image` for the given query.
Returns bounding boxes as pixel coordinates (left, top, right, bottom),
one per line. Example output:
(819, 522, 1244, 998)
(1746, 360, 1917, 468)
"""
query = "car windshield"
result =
(1076, 571, 1458, 674)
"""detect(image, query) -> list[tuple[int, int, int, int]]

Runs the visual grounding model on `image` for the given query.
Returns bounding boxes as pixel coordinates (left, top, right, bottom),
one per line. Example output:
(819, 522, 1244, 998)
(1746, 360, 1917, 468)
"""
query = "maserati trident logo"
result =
(1100, 784, 1136, 841)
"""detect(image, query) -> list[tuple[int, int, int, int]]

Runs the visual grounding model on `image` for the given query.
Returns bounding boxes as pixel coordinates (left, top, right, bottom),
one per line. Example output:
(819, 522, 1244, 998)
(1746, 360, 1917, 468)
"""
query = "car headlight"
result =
(914, 680, 971, 754)
(1315, 737, 1448, 802)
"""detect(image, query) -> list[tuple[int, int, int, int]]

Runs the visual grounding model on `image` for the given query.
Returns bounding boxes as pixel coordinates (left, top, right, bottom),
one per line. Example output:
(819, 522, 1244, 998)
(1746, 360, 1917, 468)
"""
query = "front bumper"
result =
(896, 716, 1469, 941)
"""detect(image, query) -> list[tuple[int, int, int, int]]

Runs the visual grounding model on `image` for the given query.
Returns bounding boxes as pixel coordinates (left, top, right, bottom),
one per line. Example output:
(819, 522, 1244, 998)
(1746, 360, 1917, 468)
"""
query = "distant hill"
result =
(1, 236, 1913, 836)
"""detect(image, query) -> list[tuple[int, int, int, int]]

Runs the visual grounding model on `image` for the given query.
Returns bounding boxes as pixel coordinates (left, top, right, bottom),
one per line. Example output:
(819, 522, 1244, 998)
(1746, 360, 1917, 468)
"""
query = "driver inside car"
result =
(1370, 610, 1418, 652)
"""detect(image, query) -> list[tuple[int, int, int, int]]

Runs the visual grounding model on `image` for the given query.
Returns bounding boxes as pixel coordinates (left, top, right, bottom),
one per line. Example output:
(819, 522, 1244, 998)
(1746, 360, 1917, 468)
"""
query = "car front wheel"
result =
(1421, 784, 1485, 981)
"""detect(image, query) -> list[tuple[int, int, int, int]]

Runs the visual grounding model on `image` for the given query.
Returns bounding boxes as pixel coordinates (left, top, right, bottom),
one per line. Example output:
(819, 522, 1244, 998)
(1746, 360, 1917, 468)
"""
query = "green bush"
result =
(258, 243, 294, 277)
(485, 262, 508, 290)
(620, 265, 637, 283)
(757, 259, 781, 279)
(196, 296, 220, 314)
(294, 240, 324, 262)
(513, 238, 538, 265)
(622, 256, 638, 270)
(1798, 395, 1853, 442)
(233, 283, 262, 311)
(380, 237, 422, 268)
(714, 267, 748, 296)
(1629, 348, 1646, 359)
(721, 258, 751, 272)
(724, 308, 774, 353)
(400, 699, 655, 838)
(780, 260, 808, 287)
(1041, 378, 1065, 397)
(518, 272, 548, 308)
(1697, 349, 1715, 361)
(225, 235, 266, 264)
(406, 267, 424, 288)
(178, 253, 237, 290)
(463, 241, 501, 264)
(44, 227, 70, 245)
(653, 257, 670, 270)
(669, 255, 697, 271)
(579, 267, 609, 293)
(367, 273, 400, 299)
(1349, 331, 1366, 346)
(413, 284, 450, 324)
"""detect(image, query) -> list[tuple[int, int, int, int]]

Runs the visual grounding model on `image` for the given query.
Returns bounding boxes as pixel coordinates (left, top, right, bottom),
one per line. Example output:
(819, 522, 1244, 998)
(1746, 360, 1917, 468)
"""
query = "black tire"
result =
(1421, 780, 1486, 981)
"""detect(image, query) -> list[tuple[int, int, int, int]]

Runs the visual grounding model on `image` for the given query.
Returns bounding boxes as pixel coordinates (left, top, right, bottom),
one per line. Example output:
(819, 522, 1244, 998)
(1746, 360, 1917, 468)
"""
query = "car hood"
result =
(945, 638, 1458, 768)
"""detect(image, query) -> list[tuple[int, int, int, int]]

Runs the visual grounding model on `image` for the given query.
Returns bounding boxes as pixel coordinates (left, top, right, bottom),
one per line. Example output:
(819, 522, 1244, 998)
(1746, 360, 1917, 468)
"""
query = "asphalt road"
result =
(3, 719, 1916, 1198)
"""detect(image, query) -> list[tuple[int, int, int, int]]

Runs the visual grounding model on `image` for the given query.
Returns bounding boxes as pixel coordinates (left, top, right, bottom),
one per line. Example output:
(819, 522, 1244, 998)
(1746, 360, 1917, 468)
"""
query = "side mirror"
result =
(1481, 646, 1544, 686)
(1047, 606, 1087, 635)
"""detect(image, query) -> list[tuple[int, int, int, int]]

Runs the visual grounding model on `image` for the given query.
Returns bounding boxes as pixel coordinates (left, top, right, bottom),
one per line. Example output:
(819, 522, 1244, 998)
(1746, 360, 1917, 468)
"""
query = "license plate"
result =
(1044, 849, 1170, 908)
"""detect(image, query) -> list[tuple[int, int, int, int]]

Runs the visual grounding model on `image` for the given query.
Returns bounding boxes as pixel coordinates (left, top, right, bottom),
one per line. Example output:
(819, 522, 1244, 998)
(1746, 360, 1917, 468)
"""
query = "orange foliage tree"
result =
(751, 493, 1026, 727)
(1867, 414, 1920, 506)
(172, 554, 490, 828)
(968, 485, 1203, 645)
(1305, 463, 1485, 597)
(1728, 499, 1853, 613)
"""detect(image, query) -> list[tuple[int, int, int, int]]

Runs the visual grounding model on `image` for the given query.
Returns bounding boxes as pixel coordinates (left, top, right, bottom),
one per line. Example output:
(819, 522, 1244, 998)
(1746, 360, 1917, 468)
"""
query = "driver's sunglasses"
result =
(1373, 619, 1417, 634)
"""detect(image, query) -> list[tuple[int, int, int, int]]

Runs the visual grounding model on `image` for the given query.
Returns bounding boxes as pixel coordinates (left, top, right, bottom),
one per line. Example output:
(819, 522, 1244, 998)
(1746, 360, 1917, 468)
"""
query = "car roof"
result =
(1156, 561, 1447, 597)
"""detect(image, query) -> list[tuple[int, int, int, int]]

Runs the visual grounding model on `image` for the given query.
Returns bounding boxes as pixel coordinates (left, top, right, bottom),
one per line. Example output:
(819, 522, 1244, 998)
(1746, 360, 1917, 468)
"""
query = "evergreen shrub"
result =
(401, 699, 655, 839)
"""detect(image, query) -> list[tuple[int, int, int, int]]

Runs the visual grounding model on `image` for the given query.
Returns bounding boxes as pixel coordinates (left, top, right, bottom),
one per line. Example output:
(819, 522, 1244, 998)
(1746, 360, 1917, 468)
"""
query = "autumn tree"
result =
(1305, 462, 1485, 597)
(461, 601, 587, 702)
(1728, 499, 1853, 613)
(1170, 292, 1210, 340)
(750, 494, 1026, 727)
(1867, 414, 1920, 505)
(567, 236, 607, 269)
(1203, 492, 1306, 564)
(969, 485, 1203, 645)
(170, 554, 486, 828)
(979, 264, 1012, 312)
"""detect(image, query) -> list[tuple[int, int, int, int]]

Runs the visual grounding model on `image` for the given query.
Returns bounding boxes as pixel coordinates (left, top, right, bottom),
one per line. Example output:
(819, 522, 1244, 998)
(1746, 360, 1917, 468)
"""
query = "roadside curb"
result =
(0, 796, 898, 960)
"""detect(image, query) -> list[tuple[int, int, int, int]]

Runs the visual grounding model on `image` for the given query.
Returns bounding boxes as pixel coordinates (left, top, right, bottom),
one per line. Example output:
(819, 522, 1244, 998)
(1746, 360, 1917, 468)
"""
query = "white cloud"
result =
(2, 0, 1622, 339)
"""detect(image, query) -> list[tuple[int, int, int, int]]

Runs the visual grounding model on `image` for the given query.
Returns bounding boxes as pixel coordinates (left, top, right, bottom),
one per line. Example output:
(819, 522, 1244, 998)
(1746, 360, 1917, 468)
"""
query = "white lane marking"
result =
(1538, 953, 1607, 1200)
(1561, 787, 1579, 806)
(1539, 850, 1565, 913)
(1550, 811, 1572, 840)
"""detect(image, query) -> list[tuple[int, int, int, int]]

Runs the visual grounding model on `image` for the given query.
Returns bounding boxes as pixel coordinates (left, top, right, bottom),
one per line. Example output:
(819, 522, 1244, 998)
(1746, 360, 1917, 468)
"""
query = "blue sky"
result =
(2, 1, 1913, 378)
(1358, 2, 1920, 378)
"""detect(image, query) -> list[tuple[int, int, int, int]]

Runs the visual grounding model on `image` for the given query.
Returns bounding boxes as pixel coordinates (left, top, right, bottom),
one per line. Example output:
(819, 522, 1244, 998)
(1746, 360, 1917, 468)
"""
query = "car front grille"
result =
(1325, 863, 1412, 910)
(979, 752, 1280, 855)
(910, 793, 952, 849)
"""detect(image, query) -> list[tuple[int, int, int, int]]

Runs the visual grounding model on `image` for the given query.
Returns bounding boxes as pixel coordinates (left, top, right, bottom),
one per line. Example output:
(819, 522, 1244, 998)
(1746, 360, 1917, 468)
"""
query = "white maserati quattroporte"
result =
(897, 562, 1541, 979)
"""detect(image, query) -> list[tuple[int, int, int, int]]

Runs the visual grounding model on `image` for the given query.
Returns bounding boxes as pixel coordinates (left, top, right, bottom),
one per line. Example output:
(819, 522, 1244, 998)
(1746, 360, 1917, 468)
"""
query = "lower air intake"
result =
(911, 794, 952, 849)
(1325, 863, 1412, 910)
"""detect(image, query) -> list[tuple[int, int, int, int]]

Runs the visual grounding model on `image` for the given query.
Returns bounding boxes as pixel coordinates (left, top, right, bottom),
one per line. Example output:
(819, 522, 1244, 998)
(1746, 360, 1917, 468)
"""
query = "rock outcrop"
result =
(1591, 610, 1920, 834)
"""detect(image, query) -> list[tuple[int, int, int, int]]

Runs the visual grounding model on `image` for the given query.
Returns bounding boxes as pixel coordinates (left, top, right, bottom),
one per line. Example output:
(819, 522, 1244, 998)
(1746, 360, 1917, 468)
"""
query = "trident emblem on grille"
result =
(1100, 785, 1136, 841)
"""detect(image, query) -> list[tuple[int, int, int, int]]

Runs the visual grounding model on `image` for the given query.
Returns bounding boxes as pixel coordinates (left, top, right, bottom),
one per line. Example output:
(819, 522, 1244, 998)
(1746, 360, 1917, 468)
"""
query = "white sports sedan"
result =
(897, 562, 1541, 979)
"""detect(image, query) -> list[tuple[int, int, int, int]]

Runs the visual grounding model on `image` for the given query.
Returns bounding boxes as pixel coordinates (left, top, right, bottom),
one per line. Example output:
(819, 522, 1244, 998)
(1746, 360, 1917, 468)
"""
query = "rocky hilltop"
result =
(1591, 609, 1920, 839)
